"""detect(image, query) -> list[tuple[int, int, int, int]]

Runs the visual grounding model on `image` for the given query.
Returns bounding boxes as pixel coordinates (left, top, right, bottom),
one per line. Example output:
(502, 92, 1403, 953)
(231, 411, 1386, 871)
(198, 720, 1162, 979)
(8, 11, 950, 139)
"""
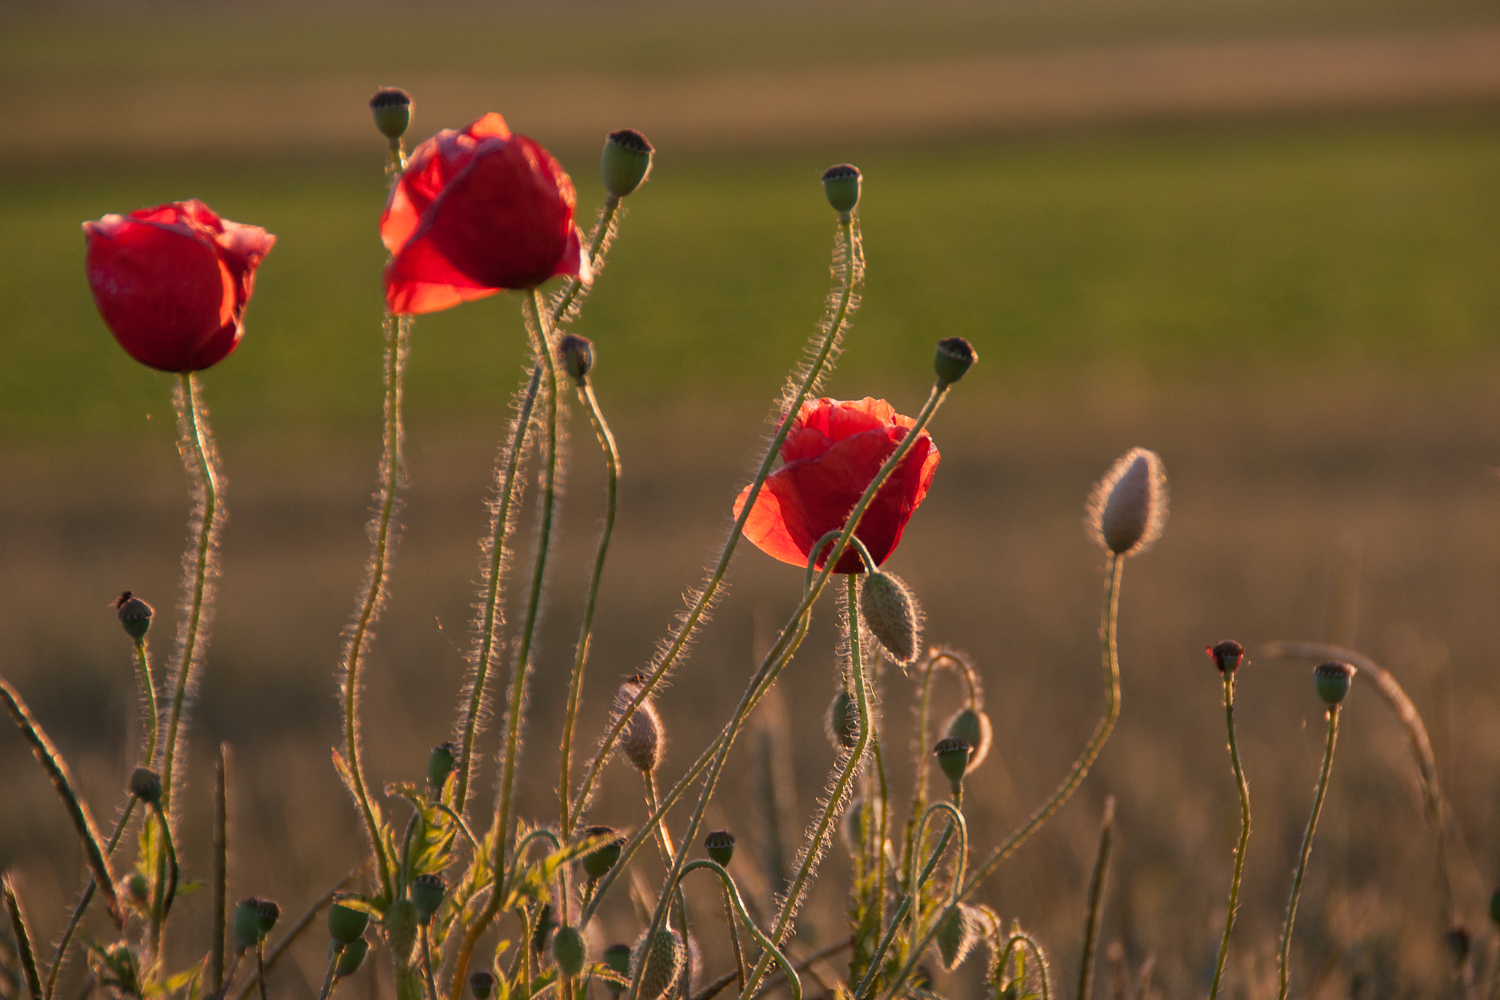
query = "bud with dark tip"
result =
(233, 898, 264, 951)
(943, 708, 992, 772)
(1086, 448, 1168, 558)
(256, 899, 281, 936)
(553, 926, 588, 978)
(129, 767, 162, 806)
(601, 129, 654, 200)
(934, 337, 977, 388)
(336, 937, 369, 977)
(821, 164, 861, 219)
(825, 689, 859, 750)
(428, 742, 458, 791)
(861, 570, 922, 665)
(631, 928, 684, 1000)
(615, 677, 664, 775)
(934, 737, 971, 792)
(558, 334, 595, 383)
(580, 826, 624, 882)
(469, 971, 497, 1000)
(328, 896, 371, 945)
(369, 88, 413, 141)
(411, 873, 445, 923)
(704, 830, 735, 867)
(115, 592, 153, 642)
(1207, 640, 1244, 674)
(1314, 661, 1355, 706)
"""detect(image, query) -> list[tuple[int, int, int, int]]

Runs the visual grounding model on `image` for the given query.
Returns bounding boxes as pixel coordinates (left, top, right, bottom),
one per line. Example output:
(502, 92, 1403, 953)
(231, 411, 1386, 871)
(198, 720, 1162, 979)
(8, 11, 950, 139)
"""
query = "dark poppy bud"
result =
(1314, 661, 1355, 706)
(934, 337, 977, 388)
(469, 970, 497, 1000)
(558, 334, 595, 383)
(531, 902, 556, 955)
(336, 937, 369, 977)
(126, 873, 149, 903)
(256, 899, 281, 936)
(428, 742, 458, 791)
(1087, 448, 1169, 558)
(370, 88, 413, 141)
(580, 826, 624, 882)
(860, 570, 922, 665)
(553, 926, 588, 978)
(825, 689, 859, 750)
(1208, 640, 1244, 674)
(704, 830, 735, 867)
(821, 164, 861, 219)
(233, 898, 264, 951)
(328, 896, 371, 945)
(615, 678, 663, 775)
(411, 873, 445, 923)
(934, 737, 971, 792)
(601, 129, 654, 200)
(129, 767, 162, 806)
(631, 929, 684, 1000)
(114, 592, 153, 642)
(943, 708, 992, 772)
(603, 944, 631, 997)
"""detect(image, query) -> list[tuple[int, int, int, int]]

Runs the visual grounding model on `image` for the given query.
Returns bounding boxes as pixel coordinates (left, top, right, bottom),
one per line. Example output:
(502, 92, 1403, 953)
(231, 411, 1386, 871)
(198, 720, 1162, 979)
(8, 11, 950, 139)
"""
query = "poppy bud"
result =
(821, 164, 862, 219)
(1314, 661, 1355, 706)
(328, 896, 370, 945)
(933, 905, 980, 970)
(428, 741, 458, 791)
(934, 737, 971, 793)
(553, 926, 589, 978)
(469, 970, 497, 1000)
(825, 689, 860, 750)
(126, 873, 149, 904)
(129, 767, 162, 806)
(411, 873, 445, 923)
(336, 937, 369, 977)
(934, 337, 977, 388)
(704, 830, 735, 867)
(615, 677, 664, 776)
(558, 334, 595, 383)
(369, 88, 413, 141)
(580, 826, 624, 882)
(1086, 448, 1168, 558)
(943, 708, 992, 772)
(233, 898, 264, 951)
(603, 943, 632, 994)
(860, 571, 922, 665)
(1207, 640, 1244, 674)
(601, 129, 654, 200)
(114, 592, 153, 642)
(531, 902, 556, 955)
(256, 899, 281, 936)
(631, 928, 684, 1000)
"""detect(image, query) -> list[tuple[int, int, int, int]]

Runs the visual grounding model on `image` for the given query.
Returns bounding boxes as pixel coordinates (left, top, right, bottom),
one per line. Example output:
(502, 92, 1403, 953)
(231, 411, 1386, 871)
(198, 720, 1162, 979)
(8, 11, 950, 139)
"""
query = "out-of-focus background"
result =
(2, 0, 1499, 996)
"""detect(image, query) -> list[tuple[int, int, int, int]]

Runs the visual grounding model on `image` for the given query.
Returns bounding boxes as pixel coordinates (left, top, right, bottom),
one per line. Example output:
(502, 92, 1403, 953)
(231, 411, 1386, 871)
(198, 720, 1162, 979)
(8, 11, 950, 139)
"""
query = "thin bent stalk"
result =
(1076, 796, 1115, 1000)
(1209, 673, 1251, 1000)
(1277, 706, 1340, 1000)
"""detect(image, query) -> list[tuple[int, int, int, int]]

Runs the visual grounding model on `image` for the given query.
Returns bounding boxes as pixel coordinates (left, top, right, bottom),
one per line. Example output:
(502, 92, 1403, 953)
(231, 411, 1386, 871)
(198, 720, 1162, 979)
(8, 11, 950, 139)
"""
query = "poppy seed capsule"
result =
(943, 708, 992, 772)
(934, 737, 971, 792)
(580, 826, 624, 882)
(233, 898, 264, 950)
(428, 741, 458, 790)
(1086, 448, 1168, 557)
(860, 571, 923, 665)
(558, 334, 595, 383)
(825, 689, 860, 750)
(328, 897, 370, 945)
(129, 767, 162, 805)
(704, 830, 735, 867)
(256, 899, 281, 936)
(1314, 661, 1355, 706)
(114, 592, 153, 642)
(631, 928, 684, 1000)
(821, 164, 862, 218)
(1208, 640, 1245, 674)
(601, 129, 654, 200)
(469, 971, 497, 1000)
(553, 926, 589, 978)
(934, 337, 978, 388)
(615, 679, 664, 775)
(336, 937, 369, 977)
(410, 873, 445, 923)
(369, 88, 413, 140)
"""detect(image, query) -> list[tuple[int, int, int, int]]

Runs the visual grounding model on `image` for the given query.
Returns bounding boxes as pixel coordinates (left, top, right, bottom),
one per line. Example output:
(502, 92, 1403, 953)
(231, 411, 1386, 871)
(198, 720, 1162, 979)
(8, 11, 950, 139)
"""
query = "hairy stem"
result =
(1209, 673, 1251, 1000)
(1076, 797, 1115, 1000)
(1278, 706, 1340, 1000)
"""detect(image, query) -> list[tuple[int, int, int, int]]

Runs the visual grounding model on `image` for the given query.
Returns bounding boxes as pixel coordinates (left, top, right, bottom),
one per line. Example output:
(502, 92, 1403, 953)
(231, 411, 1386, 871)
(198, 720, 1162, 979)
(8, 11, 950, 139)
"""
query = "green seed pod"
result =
(1314, 661, 1355, 706)
(825, 689, 859, 750)
(369, 88, 413, 141)
(256, 899, 281, 937)
(631, 928, 684, 1000)
(336, 937, 369, 977)
(469, 971, 497, 1000)
(934, 905, 980, 970)
(553, 926, 589, 979)
(1086, 448, 1168, 558)
(114, 592, 153, 642)
(601, 129, 654, 200)
(410, 873, 445, 923)
(615, 677, 664, 775)
(934, 737, 971, 792)
(934, 337, 977, 388)
(126, 872, 149, 904)
(328, 896, 371, 945)
(233, 898, 264, 951)
(128, 767, 162, 806)
(704, 830, 735, 868)
(860, 570, 923, 665)
(603, 943, 632, 995)
(531, 902, 556, 955)
(1207, 640, 1245, 674)
(580, 826, 624, 882)
(558, 334, 595, 384)
(821, 164, 861, 218)
(943, 708, 992, 772)
(428, 741, 459, 791)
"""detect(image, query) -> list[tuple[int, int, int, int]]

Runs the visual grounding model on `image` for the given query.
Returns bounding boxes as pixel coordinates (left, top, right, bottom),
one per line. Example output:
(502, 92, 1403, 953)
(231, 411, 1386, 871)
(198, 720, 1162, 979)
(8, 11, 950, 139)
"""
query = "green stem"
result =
(422, 925, 439, 1000)
(1277, 706, 1340, 1000)
(1209, 673, 1251, 1000)
(551, 200, 618, 325)
(677, 862, 802, 1000)
(44, 792, 139, 998)
(134, 642, 158, 767)
(318, 945, 346, 1000)
(257, 943, 269, 1000)
(1076, 797, 1115, 1000)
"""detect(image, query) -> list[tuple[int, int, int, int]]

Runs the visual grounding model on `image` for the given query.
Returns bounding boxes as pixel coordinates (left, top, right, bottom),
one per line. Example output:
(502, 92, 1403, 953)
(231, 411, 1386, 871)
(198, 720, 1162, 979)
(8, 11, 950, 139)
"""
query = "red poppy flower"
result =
(83, 200, 275, 373)
(381, 112, 588, 315)
(733, 397, 940, 575)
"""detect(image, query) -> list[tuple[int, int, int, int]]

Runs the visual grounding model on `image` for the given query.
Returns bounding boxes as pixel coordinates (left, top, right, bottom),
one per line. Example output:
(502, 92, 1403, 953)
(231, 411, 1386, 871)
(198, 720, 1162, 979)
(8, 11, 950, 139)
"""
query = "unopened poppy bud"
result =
(825, 689, 859, 750)
(631, 929, 684, 1000)
(603, 943, 632, 992)
(126, 873, 149, 903)
(558, 334, 595, 383)
(328, 896, 370, 945)
(934, 905, 980, 970)
(1086, 448, 1168, 558)
(531, 903, 556, 955)
(615, 677, 664, 775)
(114, 592, 153, 642)
(469, 970, 497, 1000)
(428, 742, 458, 790)
(580, 826, 624, 882)
(553, 926, 589, 978)
(860, 570, 922, 665)
(411, 873, 445, 923)
(1207, 640, 1244, 674)
(934, 337, 977, 388)
(369, 88, 413, 141)
(1314, 661, 1355, 706)
(336, 937, 369, 977)
(129, 767, 162, 806)
(233, 898, 264, 951)
(821, 164, 861, 218)
(601, 129, 654, 200)
(256, 899, 281, 936)
(704, 830, 735, 867)
(943, 708, 992, 772)
(934, 737, 971, 792)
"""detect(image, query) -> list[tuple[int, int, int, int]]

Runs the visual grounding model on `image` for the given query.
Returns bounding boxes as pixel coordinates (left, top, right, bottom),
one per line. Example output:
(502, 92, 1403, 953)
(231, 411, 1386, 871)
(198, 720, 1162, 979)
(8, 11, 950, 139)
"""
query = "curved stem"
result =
(672, 862, 802, 1000)
(1209, 672, 1251, 1000)
(1277, 706, 1340, 1000)
(903, 650, 975, 884)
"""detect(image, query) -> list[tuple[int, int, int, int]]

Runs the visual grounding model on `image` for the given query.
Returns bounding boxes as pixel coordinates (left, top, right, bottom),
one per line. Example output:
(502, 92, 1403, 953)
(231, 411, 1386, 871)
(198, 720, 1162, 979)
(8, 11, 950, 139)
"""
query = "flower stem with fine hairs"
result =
(44, 800, 136, 999)
(134, 642, 158, 767)
(1277, 706, 1340, 1000)
(1209, 672, 1251, 1000)
(551, 199, 618, 325)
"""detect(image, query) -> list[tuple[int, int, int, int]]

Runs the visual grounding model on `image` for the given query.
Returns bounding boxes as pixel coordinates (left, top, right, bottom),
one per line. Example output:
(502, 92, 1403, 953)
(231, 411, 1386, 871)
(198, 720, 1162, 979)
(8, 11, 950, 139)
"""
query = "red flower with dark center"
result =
(381, 112, 588, 315)
(733, 397, 940, 574)
(83, 200, 276, 372)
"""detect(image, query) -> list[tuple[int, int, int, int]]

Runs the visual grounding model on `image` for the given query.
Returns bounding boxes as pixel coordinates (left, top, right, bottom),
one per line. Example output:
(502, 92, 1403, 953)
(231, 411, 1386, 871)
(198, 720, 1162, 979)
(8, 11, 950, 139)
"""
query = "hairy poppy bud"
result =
(860, 571, 922, 665)
(631, 929, 684, 1000)
(601, 129, 654, 200)
(256, 899, 281, 936)
(934, 905, 980, 970)
(531, 903, 556, 955)
(411, 873, 445, 923)
(129, 767, 162, 806)
(336, 937, 369, 977)
(428, 742, 458, 791)
(233, 898, 264, 951)
(934, 337, 977, 388)
(580, 826, 624, 882)
(934, 737, 971, 793)
(469, 971, 497, 1000)
(1086, 448, 1168, 558)
(1208, 640, 1244, 674)
(114, 592, 153, 642)
(558, 334, 595, 383)
(603, 943, 632, 995)
(615, 677, 664, 775)
(370, 88, 413, 141)
(328, 896, 370, 945)
(704, 830, 735, 867)
(553, 926, 589, 978)
(821, 164, 862, 218)
(825, 689, 859, 750)
(1314, 661, 1355, 706)
(943, 708, 992, 772)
